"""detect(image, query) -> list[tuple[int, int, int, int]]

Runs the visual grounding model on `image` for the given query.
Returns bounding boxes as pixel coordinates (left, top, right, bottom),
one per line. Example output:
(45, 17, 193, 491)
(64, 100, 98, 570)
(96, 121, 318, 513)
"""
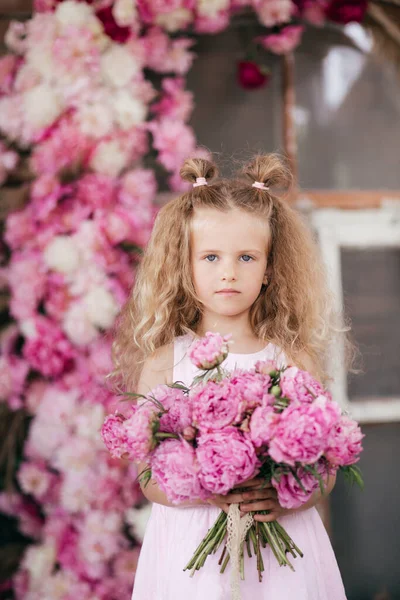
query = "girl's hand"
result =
(210, 478, 291, 522)
(207, 496, 230, 514)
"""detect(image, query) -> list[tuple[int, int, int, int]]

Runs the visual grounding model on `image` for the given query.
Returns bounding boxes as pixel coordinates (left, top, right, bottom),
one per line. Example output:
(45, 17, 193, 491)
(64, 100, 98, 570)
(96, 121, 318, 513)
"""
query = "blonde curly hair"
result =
(110, 154, 350, 391)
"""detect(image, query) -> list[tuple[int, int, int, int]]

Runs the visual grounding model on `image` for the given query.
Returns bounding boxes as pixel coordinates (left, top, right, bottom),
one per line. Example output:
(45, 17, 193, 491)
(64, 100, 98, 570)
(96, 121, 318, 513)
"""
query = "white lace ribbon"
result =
(226, 503, 254, 600)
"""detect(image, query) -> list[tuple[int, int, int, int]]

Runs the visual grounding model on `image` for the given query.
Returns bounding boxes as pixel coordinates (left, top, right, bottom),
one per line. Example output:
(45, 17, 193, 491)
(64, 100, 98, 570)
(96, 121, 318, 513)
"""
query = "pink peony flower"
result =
(255, 359, 278, 375)
(30, 174, 63, 221)
(188, 331, 230, 369)
(101, 413, 130, 460)
(0, 355, 29, 409)
(191, 380, 242, 432)
(4, 209, 36, 250)
(280, 366, 327, 403)
(77, 173, 117, 210)
(96, 4, 132, 43)
(325, 415, 364, 466)
(272, 463, 328, 509)
(17, 461, 53, 501)
(151, 385, 193, 434)
(325, 0, 368, 24)
(196, 428, 258, 494)
(119, 168, 157, 208)
(151, 438, 208, 504)
(258, 25, 304, 55)
(254, 0, 295, 27)
(122, 402, 160, 462)
(149, 118, 197, 172)
(248, 402, 280, 447)
(152, 77, 194, 122)
(269, 396, 341, 466)
(23, 317, 75, 377)
(0, 55, 20, 95)
(8, 252, 46, 320)
(237, 60, 270, 90)
(229, 369, 273, 415)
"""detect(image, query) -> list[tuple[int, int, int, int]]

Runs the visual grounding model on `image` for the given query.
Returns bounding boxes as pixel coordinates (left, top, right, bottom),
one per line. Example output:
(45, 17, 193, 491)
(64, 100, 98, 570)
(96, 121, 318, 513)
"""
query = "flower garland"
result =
(0, 0, 368, 598)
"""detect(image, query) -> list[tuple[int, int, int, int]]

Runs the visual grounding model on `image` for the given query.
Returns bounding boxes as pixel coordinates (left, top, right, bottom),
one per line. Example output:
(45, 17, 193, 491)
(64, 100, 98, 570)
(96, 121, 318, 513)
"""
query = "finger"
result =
(253, 512, 278, 523)
(240, 499, 276, 512)
(223, 493, 245, 504)
(241, 489, 276, 502)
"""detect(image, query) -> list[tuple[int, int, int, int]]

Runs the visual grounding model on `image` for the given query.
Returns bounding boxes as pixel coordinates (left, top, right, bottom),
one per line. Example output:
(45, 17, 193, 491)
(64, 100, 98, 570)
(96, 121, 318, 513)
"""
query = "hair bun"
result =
(242, 154, 292, 189)
(180, 157, 218, 185)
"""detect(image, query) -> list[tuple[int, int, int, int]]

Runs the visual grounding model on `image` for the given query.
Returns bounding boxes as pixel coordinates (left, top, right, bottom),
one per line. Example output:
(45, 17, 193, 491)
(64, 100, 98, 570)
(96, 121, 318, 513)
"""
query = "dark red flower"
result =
(325, 0, 368, 24)
(237, 61, 270, 91)
(96, 5, 132, 43)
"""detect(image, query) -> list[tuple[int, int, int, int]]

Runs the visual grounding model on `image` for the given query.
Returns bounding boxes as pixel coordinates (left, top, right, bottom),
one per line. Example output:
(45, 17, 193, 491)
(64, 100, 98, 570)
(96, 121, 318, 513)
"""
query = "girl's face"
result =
(190, 207, 270, 319)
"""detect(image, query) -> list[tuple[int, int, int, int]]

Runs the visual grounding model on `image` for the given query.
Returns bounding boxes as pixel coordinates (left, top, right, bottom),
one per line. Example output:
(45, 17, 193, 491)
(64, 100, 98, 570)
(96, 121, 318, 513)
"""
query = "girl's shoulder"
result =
(137, 341, 174, 394)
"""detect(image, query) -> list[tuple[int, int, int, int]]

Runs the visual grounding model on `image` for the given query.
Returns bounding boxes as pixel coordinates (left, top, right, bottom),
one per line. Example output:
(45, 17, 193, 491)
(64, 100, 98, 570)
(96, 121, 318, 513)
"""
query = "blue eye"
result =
(240, 255, 253, 262)
(205, 254, 218, 262)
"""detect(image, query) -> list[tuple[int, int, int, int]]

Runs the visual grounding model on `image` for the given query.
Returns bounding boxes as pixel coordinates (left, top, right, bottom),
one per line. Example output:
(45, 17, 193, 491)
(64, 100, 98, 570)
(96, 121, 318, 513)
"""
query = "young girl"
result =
(112, 154, 348, 600)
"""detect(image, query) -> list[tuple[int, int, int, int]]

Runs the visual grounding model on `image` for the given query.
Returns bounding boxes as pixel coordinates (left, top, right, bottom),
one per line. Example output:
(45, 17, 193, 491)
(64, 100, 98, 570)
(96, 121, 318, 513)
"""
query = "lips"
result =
(216, 289, 240, 294)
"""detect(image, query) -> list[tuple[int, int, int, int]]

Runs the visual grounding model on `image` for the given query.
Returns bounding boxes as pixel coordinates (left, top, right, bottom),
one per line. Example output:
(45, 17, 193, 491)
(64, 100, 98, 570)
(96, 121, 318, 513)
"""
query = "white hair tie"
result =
(252, 181, 269, 190)
(193, 177, 208, 188)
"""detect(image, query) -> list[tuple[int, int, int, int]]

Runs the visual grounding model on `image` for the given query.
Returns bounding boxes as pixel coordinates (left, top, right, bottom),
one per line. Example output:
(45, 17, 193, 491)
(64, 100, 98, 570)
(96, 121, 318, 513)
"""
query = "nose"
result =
(221, 259, 237, 282)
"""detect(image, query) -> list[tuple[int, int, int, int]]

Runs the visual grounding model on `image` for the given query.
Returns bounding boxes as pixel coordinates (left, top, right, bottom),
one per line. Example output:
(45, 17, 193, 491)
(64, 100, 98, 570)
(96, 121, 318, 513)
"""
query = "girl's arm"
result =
(136, 344, 210, 509)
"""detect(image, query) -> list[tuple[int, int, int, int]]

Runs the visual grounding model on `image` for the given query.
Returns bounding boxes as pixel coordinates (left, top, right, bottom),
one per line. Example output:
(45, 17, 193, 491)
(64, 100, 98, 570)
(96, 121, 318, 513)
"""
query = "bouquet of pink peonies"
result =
(101, 332, 364, 588)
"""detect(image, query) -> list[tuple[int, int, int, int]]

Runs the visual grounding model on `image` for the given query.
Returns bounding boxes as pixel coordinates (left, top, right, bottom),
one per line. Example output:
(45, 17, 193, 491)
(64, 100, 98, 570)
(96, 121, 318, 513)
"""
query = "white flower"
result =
(101, 44, 140, 88)
(26, 46, 54, 81)
(19, 319, 37, 339)
(125, 504, 152, 542)
(43, 235, 81, 274)
(84, 285, 119, 329)
(113, 0, 138, 26)
(54, 437, 97, 473)
(197, 0, 229, 17)
(22, 541, 56, 583)
(55, 0, 94, 28)
(63, 301, 99, 346)
(23, 84, 63, 129)
(113, 89, 147, 130)
(90, 139, 129, 177)
(155, 8, 192, 32)
(60, 472, 95, 512)
(74, 403, 106, 440)
(18, 463, 51, 498)
(76, 102, 114, 138)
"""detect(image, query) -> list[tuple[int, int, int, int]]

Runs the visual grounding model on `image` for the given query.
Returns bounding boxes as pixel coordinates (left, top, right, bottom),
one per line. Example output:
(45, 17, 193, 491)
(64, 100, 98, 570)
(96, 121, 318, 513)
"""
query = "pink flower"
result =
(151, 439, 208, 504)
(4, 209, 36, 250)
(17, 461, 53, 501)
(196, 428, 258, 494)
(0, 140, 18, 185)
(30, 174, 62, 221)
(0, 355, 29, 409)
(0, 55, 20, 95)
(255, 359, 278, 375)
(325, 415, 364, 466)
(152, 77, 194, 122)
(8, 253, 46, 319)
(30, 119, 90, 176)
(258, 25, 304, 55)
(269, 396, 341, 466)
(195, 12, 230, 34)
(272, 463, 328, 509)
(280, 366, 327, 403)
(325, 0, 367, 24)
(101, 413, 129, 460)
(23, 317, 75, 377)
(152, 385, 193, 434)
(192, 380, 242, 432)
(237, 61, 270, 90)
(122, 402, 160, 462)
(253, 0, 295, 27)
(149, 118, 197, 172)
(229, 370, 273, 414)
(119, 168, 157, 208)
(143, 28, 195, 75)
(96, 4, 132, 43)
(248, 403, 279, 448)
(188, 331, 230, 369)
(77, 173, 117, 210)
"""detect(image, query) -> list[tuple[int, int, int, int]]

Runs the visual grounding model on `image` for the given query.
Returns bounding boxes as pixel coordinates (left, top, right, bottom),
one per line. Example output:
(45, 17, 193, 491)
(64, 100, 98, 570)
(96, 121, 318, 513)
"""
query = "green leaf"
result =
(137, 467, 152, 488)
(340, 464, 365, 490)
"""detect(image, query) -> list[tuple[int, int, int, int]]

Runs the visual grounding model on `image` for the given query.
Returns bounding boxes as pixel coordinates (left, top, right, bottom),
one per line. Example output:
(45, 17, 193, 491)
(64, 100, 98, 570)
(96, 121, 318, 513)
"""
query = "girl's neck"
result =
(195, 312, 265, 353)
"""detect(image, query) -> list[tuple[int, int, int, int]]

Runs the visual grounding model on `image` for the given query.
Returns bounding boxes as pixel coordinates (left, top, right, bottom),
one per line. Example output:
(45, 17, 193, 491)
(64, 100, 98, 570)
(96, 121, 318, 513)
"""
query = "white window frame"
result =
(310, 204, 400, 424)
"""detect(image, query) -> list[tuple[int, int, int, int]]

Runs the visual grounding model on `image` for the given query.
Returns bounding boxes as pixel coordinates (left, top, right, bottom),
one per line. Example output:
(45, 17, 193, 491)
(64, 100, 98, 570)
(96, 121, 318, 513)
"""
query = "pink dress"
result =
(131, 334, 347, 600)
